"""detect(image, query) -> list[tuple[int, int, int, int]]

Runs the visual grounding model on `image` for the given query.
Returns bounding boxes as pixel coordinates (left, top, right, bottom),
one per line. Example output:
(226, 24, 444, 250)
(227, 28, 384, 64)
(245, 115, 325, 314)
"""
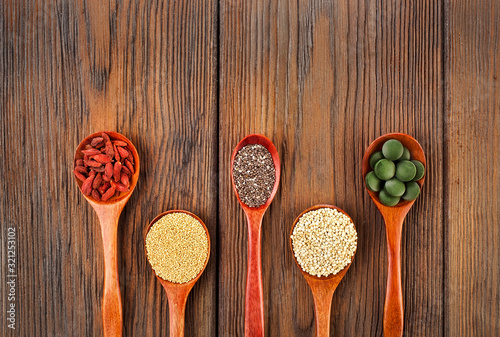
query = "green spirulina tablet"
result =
(369, 151, 384, 169)
(374, 159, 396, 180)
(384, 178, 406, 197)
(399, 147, 411, 161)
(411, 160, 425, 181)
(379, 188, 400, 206)
(365, 171, 384, 192)
(395, 160, 417, 182)
(382, 139, 404, 161)
(402, 181, 420, 201)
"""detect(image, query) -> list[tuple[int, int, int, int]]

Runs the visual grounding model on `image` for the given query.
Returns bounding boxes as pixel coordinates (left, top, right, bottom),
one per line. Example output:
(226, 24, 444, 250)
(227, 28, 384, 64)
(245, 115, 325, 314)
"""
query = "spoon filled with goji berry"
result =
(73, 131, 140, 337)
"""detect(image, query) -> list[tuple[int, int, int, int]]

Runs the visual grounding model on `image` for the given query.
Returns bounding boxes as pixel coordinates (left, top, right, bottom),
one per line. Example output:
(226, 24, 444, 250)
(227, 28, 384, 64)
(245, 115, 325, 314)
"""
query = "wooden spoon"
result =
(230, 134, 281, 337)
(362, 133, 426, 337)
(290, 205, 357, 337)
(74, 131, 140, 337)
(144, 210, 211, 337)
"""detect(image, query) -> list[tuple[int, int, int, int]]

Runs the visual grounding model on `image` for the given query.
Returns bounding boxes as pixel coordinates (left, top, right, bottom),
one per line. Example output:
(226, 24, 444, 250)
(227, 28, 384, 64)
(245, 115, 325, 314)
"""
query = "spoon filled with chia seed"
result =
(231, 134, 281, 337)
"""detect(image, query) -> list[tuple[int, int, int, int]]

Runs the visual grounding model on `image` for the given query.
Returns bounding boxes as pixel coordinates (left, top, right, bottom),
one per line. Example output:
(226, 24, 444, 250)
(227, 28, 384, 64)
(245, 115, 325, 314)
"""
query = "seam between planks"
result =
(215, 0, 221, 335)
(442, 0, 449, 336)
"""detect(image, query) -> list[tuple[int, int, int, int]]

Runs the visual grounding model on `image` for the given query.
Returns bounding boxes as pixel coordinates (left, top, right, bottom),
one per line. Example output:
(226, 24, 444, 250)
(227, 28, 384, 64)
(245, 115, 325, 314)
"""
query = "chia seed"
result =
(232, 144, 276, 207)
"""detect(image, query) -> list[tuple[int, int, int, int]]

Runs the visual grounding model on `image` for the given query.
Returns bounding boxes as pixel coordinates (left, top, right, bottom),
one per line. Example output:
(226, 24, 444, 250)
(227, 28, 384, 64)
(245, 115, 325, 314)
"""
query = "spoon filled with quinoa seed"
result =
(144, 210, 210, 337)
(230, 134, 281, 336)
(362, 133, 426, 337)
(290, 205, 357, 337)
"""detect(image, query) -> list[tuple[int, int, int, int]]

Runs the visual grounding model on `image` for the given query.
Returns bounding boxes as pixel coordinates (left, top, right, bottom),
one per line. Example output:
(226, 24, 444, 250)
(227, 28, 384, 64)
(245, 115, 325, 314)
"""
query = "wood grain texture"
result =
(445, 0, 500, 336)
(1, 0, 500, 336)
(0, 0, 217, 336)
(219, 0, 443, 336)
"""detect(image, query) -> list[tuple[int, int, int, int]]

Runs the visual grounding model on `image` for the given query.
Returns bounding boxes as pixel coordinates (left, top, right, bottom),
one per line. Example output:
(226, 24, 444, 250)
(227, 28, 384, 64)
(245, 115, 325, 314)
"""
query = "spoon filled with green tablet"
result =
(362, 133, 426, 337)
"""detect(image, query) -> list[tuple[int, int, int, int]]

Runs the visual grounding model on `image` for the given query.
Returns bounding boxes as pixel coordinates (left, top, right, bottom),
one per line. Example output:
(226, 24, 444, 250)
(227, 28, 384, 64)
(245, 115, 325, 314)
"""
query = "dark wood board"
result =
(444, 0, 500, 336)
(219, 0, 443, 336)
(0, 0, 498, 336)
(0, 0, 217, 336)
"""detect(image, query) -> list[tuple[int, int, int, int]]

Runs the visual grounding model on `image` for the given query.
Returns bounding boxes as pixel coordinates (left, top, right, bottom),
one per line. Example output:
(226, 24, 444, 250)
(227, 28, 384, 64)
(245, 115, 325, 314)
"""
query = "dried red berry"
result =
(92, 166, 106, 173)
(92, 154, 112, 164)
(120, 174, 129, 187)
(125, 159, 134, 174)
(112, 143, 119, 162)
(121, 166, 131, 176)
(74, 166, 88, 174)
(98, 182, 110, 195)
(101, 185, 116, 201)
(74, 170, 87, 182)
(91, 189, 101, 201)
(85, 160, 102, 168)
(102, 132, 111, 142)
(113, 140, 128, 147)
(93, 173, 103, 189)
(91, 137, 104, 147)
(105, 140, 114, 158)
(104, 162, 113, 180)
(117, 146, 129, 159)
(81, 148, 101, 156)
(112, 181, 129, 192)
(81, 173, 95, 196)
(113, 162, 122, 182)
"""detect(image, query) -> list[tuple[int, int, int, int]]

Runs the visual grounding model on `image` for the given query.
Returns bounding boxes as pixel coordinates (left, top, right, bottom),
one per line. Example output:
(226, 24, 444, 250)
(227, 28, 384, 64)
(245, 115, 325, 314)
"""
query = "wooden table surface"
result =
(1, 0, 499, 336)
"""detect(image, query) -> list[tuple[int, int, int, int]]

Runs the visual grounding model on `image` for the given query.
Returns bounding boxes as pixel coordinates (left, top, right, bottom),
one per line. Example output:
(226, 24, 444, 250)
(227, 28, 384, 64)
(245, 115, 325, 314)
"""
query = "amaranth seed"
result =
(145, 212, 209, 284)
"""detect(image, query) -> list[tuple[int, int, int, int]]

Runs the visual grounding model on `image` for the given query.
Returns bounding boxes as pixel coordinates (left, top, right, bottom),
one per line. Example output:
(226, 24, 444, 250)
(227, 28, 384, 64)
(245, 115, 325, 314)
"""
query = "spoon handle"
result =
(245, 213, 265, 337)
(383, 217, 404, 337)
(167, 290, 189, 337)
(310, 286, 335, 337)
(99, 212, 123, 337)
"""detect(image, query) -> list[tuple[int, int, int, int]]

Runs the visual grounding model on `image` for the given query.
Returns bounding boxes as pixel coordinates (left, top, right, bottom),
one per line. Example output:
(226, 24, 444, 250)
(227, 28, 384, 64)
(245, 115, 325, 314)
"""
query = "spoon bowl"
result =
(74, 131, 140, 204)
(231, 134, 281, 212)
(362, 133, 426, 212)
(230, 134, 281, 337)
(362, 133, 426, 337)
(290, 205, 357, 337)
(74, 131, 140, 337)
(144, 210, 211, 337)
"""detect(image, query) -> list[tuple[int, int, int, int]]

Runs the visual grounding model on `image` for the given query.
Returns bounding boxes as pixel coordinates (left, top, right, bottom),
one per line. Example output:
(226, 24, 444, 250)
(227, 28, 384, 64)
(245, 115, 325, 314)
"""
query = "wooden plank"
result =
(219, 0, 443, 336)
(445, 0, 500, 335)
(0, 0, 217, 335)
